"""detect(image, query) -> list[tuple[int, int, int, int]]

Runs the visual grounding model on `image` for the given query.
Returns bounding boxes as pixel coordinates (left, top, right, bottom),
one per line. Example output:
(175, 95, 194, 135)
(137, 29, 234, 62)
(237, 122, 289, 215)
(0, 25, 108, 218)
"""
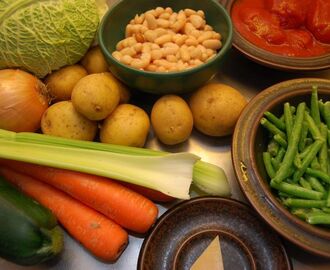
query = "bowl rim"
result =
(98, 0, 233, 77)
(223, 0, 330, 71)
(232, 78, 330, 258)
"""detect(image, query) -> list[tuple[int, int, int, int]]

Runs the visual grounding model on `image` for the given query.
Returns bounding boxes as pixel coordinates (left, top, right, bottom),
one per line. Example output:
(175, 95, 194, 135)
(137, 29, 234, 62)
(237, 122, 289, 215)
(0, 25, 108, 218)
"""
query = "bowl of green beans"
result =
(232, 78, 330, 258)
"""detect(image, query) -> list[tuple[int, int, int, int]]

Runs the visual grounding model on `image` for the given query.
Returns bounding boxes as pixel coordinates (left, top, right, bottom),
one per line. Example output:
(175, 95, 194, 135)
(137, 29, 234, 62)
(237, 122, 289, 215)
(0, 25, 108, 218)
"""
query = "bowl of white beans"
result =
(98, 0, 232, 94)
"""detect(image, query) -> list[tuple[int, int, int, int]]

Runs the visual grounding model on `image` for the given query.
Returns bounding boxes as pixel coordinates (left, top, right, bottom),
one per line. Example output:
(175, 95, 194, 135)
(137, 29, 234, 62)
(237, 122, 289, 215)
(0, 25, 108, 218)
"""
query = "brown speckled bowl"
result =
(232, 78, 330, 258)
(222, 0, 330, 71)
(138, 197, 291, 270)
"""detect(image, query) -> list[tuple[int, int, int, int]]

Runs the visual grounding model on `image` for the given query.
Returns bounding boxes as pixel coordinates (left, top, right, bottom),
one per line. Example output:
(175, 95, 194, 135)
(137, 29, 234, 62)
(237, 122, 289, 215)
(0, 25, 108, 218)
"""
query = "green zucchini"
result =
(0, 176, 63, 265)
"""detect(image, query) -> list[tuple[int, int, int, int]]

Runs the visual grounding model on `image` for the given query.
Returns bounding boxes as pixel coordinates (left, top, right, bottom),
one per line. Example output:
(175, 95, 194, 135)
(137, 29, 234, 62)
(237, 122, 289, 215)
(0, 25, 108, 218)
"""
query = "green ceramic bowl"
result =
(98, 0, 233, 95)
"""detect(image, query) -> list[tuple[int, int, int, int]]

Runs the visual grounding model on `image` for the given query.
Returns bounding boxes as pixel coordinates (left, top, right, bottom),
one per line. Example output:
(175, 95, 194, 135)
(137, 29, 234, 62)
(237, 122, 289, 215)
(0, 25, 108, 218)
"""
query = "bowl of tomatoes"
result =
(224, 0, 330, 71)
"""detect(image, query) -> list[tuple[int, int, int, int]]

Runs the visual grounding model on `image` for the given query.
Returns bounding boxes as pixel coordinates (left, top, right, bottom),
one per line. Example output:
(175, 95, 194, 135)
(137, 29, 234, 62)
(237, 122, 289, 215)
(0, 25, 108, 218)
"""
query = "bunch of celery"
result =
(0, 129, 230, 200)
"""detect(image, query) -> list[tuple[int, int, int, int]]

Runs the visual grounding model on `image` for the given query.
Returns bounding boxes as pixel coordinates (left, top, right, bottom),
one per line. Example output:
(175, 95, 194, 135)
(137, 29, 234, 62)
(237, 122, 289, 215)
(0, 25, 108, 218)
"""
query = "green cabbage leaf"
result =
(0, 0, 100, 78)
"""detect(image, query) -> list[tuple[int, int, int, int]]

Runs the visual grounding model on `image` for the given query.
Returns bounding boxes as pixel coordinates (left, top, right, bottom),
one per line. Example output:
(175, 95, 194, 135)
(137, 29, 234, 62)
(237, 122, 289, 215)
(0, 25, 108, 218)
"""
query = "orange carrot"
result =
(121, 182, 176, 203)
(0, 159, 158, 233)
(0, 166, 128, 262)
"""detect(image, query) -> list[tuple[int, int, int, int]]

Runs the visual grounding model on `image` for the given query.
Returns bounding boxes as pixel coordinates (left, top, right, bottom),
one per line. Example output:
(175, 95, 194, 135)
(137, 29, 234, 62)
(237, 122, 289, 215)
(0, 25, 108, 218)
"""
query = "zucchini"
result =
(0, 176, 63, 265)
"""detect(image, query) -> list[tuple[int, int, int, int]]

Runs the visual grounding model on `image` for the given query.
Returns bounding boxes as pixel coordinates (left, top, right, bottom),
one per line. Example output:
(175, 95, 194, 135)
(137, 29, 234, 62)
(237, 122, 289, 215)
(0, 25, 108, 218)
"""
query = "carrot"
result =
(0, 159, 158, 233)
(0, 166, 128, 262)
(121, 182, 176, 203)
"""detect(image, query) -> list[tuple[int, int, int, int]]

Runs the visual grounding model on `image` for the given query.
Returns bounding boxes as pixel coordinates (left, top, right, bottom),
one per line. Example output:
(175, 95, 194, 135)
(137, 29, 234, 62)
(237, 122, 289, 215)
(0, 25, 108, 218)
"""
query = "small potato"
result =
(45, 65, 87, 101)
(151, 95, 193, 145)
(41, 101, 97, 141)
(104, 72, 131, 104)
(81, 46, 109, 74)
(100, 104, 150, 147)
(189, 83, 247, 136)
(71, 73, 120, 121)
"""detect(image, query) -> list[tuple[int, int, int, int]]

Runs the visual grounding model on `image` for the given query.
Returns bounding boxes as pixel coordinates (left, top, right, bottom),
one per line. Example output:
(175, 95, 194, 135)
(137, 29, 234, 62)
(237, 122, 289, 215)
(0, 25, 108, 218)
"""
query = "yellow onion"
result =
(0, 69, 50, 132)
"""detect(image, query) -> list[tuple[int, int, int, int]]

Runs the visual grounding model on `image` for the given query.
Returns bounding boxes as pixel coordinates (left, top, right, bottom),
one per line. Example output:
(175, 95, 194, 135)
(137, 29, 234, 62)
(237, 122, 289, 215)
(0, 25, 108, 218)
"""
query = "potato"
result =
(81, 46, 109, 74)
(151, 95, 193, 145)
(41, 101, 97, 141)
(100, 104, 150, 147)
(71, 73, 120, 121)
(105, 72, 131, 104)
(45, 65, 87, 101)
(189, 83, 247, 136)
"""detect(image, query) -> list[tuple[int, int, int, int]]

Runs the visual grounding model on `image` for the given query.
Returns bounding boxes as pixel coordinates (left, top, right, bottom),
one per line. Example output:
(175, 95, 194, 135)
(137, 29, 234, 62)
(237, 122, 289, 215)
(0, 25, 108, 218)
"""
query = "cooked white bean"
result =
(157, 18, 170, 28)
(202, 39, 222, 50)
(197, 31, 213, 43)
(121, 55, 133, 65)
(155, 34, 172, 45)
(112, 51, 122, 61)
(145, 13, 157, 29)
(159, 12, 171, 19)
(184, 8, 196, 17)
(114, 7, 222, 71)
(190, 15, 204, 29)
(151, 49, 163, 60)
(183, 23, 196, 35)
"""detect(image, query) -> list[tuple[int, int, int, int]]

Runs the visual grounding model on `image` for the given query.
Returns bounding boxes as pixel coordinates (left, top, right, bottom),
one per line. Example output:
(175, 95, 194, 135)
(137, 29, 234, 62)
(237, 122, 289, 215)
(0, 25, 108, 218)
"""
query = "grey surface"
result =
(0, 50, 329, 270)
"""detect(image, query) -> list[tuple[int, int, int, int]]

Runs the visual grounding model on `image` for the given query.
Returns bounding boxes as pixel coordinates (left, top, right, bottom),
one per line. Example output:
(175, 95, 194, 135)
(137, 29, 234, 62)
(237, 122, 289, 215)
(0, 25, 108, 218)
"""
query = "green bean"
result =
(299, 177, 312, 190)
(270, 180, 324, 200)
(293, 139, 324, 182)
(283, 198, 326, 208)
(306, 175, 326, 193)
(271, 147, 286, 170)
(273, 134, 287, 148)
(310, 85, 321, 127)
(311, 157, 321, 170)
(306, 168, 330, 184)
(298, 121, 309, 152)
(294, 154, 302, 169)
(272, 102, 306, 184)
(322, 207, 330, 213)
(267, 139, 279, 157)
(261, 118, 287, 139)
(327, 187, 330, 207)
(264, 111, 286, 131)
(306, 212, 330, 225)
(299, 143, 313, 160)
(328, 130, 330, 147)
(291, 208, 309, 220)
(263, 152, 276, 178)
(304, 137, 314, 147)
(305, 112, 323, 140)
(319, 100, 324, 117)
(278, 191, 290, 198)
(319, 123, 328, 173)
(284, 102, 293, 139)
(323, 102, 330, 129)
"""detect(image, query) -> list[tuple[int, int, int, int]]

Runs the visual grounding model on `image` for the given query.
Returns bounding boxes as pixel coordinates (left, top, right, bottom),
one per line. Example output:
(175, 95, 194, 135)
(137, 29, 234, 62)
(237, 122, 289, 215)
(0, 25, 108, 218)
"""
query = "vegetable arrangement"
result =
(0, 176, 63, 265)
(261, 86, 330, 225)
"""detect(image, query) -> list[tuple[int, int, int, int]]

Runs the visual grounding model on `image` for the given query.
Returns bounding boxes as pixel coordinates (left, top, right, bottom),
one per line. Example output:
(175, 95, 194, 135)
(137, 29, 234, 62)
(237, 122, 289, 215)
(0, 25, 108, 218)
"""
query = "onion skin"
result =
(0, 69, 49, 132)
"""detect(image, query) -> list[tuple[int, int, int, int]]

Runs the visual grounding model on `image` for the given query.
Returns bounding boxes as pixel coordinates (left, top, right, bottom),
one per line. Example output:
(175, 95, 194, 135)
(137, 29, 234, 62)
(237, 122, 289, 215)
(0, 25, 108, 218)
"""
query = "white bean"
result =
(154, 28, 168, 37)
(112, 51, 122, 61)
(155, 34, 172, 45)
(154, 7, 165, 17)
(144, 30, 157, 42)
(125, 24, 133, 37)
(197, 10, 205, 18)
(151, 49, 163, 60)
(180, 47, 190, 62)
(121, 55, 133, 65)
(204, 24, 213, 31)
(135, 33, 145, 43)
(145, 13, 157, 29)
(202, 39, 222, 50)
(120, 47, 136, 56)
(185, 37, 198, 46)
(190, 47, 202, 59)
(169, 12, 178, 23)
(162, 46, 179, 56)
(166, 54, 177, 63)
(159, 12, 171, 19)
(170, 19, 186, 33)
(183, 23, 196, 35)
(146, 64, 158, 71)
(197, 31, 213, 43)
(184, 9, 196, 17)
(172, 34, 188, 46)
(165, 7, 173, 14)
(190, 14, 205, 29)
(133, 43, 143, 53)
(157, 18, 170, 28)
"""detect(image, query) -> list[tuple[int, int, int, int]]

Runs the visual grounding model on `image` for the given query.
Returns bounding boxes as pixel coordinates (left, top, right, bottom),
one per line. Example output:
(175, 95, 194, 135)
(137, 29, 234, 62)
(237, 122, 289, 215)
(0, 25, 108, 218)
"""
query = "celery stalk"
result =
(0, 139, 198, 199)
(0, 129, 231, 197)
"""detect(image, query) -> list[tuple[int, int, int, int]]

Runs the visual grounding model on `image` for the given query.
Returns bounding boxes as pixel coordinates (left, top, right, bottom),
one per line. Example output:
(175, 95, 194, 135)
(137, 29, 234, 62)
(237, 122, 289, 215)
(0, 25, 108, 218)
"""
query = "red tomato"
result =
(265, 0, 311, 29)
(286, 29, 314, 49)
(306, 0, 330, 44)
(240, 7, 286, 45)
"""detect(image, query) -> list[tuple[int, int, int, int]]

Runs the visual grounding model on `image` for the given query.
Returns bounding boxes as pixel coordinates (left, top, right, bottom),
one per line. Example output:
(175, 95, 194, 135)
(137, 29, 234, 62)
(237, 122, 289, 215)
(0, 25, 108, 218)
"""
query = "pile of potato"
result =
(41, 45, 247, 148)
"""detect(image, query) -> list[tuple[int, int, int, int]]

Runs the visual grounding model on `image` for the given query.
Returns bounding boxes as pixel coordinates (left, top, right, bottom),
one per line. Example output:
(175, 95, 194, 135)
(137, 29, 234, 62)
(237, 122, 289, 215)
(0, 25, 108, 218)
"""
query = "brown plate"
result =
(137, 197, 291, 270)
(221, 0, 330, 71)
(232, 78, 330, 258)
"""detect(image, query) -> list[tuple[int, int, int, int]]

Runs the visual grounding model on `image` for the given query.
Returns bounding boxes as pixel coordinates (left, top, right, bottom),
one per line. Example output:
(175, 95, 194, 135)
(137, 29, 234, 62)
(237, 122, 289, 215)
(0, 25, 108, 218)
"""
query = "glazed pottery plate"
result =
(232, 78, 330, 257)
(137, 197, 291, 270)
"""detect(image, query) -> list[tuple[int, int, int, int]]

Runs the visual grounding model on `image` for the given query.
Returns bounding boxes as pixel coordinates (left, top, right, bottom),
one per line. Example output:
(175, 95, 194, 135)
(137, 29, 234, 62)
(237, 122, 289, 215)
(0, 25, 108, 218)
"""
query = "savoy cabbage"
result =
(0, 0, 100, 77)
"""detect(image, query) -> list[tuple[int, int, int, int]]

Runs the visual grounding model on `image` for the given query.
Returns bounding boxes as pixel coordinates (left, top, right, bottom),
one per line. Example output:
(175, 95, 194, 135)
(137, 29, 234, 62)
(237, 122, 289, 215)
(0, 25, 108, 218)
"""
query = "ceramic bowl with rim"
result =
(98, 0, 233, 95)
(222, 0, 330, 71)
(232, 78, 330, 258)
